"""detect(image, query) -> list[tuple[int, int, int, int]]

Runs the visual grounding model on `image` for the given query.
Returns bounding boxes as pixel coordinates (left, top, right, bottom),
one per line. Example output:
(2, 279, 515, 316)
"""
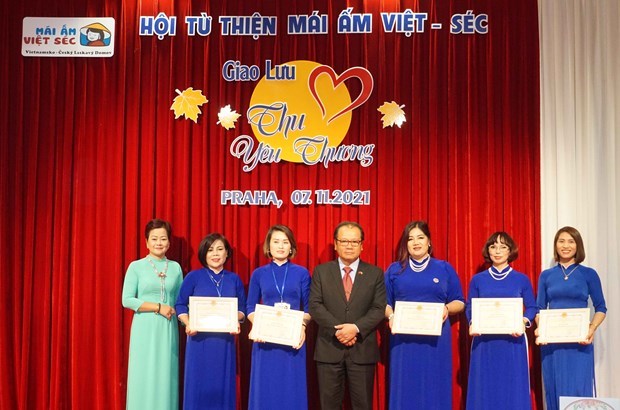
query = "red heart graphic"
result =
(308, 65, 374, 124)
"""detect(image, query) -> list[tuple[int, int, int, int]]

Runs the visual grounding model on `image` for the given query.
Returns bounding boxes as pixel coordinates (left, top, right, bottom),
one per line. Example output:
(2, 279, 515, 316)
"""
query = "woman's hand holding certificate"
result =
(249, 304, 305, 347)
(536, 308, 590, 344)
(391, 301, 445, 336)
(470, 298, 524, 335)
(189, 296, 239, 333)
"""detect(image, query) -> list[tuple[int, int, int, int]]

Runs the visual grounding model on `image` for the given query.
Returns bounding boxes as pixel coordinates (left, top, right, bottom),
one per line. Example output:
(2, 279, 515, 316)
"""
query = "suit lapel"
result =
(328, 260, 348, 303)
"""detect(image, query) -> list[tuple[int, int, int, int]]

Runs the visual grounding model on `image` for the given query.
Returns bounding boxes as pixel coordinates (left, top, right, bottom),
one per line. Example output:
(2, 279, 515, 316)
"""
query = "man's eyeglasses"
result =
(336, 239, 362, 247)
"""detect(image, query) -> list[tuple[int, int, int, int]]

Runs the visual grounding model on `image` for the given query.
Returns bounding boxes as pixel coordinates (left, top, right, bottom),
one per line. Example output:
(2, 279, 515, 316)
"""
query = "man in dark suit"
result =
(309, 221, 386, 410)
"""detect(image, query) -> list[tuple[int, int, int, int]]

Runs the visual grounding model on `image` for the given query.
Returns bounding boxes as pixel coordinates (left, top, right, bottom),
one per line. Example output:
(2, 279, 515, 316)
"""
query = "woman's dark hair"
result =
(553, 226, 586, 264)
(396, 221, 432, 268)
(263, 224, 298, 258)
(482, 231, 519, 264)
(87, 28, 104, 40)
(197, 233, 232, 268)
(144, 219, 171, 239)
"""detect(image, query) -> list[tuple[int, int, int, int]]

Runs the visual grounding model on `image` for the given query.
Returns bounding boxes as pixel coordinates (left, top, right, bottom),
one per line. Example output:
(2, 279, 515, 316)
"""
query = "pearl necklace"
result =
(488, 266, 512, 281)
(560, 264, 578, 281)
(409, 256, 430, 272)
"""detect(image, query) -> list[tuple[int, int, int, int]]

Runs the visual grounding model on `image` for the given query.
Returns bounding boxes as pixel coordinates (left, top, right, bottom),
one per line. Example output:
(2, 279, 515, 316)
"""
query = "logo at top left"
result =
(22, 17, 115, 57)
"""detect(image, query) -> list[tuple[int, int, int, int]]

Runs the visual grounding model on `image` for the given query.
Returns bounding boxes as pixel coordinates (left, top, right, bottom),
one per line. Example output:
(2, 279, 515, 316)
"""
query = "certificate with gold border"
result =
(471, 297, 524, 335)
(537, 308, 590, 343)
(250, 304, 305, 347)
(189, 296, 238, 333)
(391, 301, 444, 336)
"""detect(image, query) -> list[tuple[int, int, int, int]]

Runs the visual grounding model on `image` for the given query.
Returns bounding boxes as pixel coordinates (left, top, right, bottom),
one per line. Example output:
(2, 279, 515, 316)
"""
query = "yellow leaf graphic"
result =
(217, 105, 242, 130)
(377, 101, 406, 128)
(170, 87, 208, 123)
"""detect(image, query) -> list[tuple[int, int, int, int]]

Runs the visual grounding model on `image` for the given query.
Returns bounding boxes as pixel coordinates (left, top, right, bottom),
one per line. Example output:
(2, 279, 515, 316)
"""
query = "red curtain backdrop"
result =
(1, 0, 541, 409)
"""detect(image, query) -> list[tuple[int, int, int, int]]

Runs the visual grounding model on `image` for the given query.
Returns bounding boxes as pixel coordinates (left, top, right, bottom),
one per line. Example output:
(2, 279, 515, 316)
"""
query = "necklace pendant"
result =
(564, 276, 568, 280)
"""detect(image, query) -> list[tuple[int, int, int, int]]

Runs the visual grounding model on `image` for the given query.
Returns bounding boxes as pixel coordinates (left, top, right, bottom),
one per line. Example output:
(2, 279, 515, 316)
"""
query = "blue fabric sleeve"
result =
(465, 275, 480, 323)
(246, 267, 262, 315)
(536, 270, 549, 310)
(521, 274, 538, 321)
(445, 262, 465, 304)
(175, 270, 195, 316)
(384, 263, 396, 308)
(300, 266, 311, 313)
(235, 274, 248, 316)
(586, 267, 607, 313)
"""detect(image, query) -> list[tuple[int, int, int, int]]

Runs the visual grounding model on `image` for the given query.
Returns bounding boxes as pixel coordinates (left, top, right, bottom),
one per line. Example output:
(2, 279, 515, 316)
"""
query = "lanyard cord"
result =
(271, 263, 289, 303)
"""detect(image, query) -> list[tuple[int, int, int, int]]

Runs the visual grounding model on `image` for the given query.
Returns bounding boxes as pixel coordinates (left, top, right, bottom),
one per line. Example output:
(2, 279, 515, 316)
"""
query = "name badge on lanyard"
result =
(274, 302, 290, 310)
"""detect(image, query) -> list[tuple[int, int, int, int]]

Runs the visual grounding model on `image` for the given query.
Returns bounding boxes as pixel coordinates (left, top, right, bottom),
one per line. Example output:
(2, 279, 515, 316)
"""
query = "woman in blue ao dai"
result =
(247, 225, 311, 410)
(536, 227, 607, 410)
(384, 221, 465, 410)
(122, 219, 183, 410)
(175, 233, 247, 410)
(466, 232, 537, 410)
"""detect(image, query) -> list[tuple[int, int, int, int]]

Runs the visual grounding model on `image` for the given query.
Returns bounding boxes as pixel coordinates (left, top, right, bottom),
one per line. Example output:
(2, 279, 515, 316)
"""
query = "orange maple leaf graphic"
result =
(170, 88, 208, 123)
(217, 105, 242, 130)
(377, 101, 406, 128)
